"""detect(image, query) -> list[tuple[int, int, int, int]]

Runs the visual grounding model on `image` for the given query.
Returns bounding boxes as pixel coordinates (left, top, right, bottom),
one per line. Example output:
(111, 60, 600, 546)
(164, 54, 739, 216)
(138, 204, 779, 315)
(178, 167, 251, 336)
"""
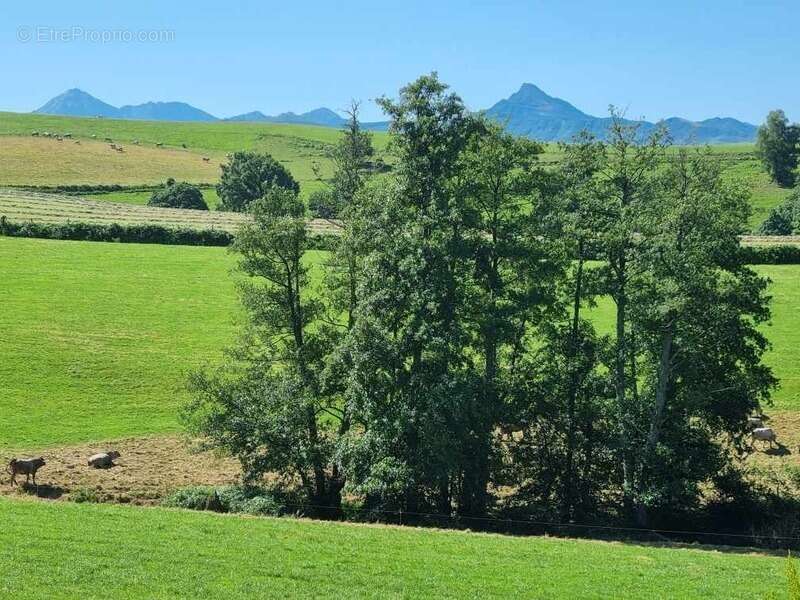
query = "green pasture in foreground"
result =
(0, 236, 797, 451)
(0, 498, 786, 599)
(0, 235, 322, 450)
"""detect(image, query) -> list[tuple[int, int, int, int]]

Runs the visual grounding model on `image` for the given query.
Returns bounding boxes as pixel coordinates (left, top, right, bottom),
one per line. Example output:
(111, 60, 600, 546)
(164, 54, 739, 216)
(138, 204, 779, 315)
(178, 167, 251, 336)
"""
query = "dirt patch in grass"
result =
(0, 436, 241, 504)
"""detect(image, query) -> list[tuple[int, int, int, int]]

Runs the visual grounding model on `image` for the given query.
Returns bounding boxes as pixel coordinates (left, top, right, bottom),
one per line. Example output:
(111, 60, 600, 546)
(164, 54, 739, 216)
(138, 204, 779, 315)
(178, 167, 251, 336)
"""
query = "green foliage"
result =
(216, 151, 299, 212)
(71, 487, 100, 504)
(148, 180, 209, 210)
(759, 190, 800, 235)
(162, 485, 293, 516)
(184, 188, 346, 509)
(756, 110, 800, 188)
(0, 217, 233, 246)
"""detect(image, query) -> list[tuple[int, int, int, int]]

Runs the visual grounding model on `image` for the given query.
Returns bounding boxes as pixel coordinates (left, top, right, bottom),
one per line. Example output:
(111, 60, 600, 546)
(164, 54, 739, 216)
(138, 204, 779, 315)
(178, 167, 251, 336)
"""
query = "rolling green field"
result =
(1, 236, 798, 451)
(0, 498, 787, 599)
(0, 112, 790, 229)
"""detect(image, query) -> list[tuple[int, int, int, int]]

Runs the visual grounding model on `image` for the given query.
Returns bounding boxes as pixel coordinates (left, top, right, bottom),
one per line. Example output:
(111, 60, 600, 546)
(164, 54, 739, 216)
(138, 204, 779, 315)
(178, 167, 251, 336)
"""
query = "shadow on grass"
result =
(17, 482, 65, 499)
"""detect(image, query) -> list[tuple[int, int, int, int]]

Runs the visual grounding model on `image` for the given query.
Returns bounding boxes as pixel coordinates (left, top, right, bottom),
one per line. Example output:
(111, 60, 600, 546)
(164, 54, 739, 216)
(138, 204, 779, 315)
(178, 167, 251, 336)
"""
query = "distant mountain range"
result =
(33, 86, 757, 143)
(484, 84, 757, 144)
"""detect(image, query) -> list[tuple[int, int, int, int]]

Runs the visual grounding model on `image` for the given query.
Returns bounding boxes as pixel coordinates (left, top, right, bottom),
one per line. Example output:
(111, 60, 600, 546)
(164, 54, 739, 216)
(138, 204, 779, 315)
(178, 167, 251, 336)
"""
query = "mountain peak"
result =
(486, 82, 756, 143)
(35, 89, 119, 118)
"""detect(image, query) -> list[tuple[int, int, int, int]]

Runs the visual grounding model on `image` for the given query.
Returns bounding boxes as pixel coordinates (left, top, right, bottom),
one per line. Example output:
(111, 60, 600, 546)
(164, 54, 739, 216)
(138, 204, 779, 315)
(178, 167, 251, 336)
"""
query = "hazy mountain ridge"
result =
(34, 86, 756, 142)
(484, 83, 757, 143)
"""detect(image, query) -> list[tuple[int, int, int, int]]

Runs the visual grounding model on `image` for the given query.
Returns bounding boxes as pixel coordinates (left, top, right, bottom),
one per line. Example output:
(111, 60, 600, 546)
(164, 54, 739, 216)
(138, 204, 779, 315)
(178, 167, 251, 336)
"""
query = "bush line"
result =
(5, 183, 217, 195)
(0, 217, 338, 250)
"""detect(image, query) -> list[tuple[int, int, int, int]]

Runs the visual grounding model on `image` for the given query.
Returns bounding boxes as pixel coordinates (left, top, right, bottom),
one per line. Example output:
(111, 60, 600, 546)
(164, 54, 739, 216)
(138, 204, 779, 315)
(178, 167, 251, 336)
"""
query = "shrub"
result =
(162, 485, 297, 517)
(216, 151, 299, 212)
(308, 189, 339, 219)
(72, 487, 100, 503)
(148, 181, 208, 210)
(759, 190, 800, 235)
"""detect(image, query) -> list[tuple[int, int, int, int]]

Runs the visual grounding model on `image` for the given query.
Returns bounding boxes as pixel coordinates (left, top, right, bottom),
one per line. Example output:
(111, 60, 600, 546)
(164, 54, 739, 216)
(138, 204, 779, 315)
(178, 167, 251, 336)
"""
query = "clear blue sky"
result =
(1, 1, 797, 124)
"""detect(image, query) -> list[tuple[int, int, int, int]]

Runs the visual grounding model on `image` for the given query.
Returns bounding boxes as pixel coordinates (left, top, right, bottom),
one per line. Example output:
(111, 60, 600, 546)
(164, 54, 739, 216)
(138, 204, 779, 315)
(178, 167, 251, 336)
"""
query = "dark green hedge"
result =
(0, 217, 338, 250)
(7, 183, 215, 195)
(740, 244, 800, 265)
(0, 218, 233, 246)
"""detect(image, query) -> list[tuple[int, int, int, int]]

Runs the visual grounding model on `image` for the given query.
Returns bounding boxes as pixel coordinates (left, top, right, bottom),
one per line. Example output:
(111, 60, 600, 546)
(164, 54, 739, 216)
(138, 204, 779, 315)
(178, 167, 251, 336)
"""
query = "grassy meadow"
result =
(0, 498, 788, 599)
(0, 112, 791, 230)
(1, 235, 798, 452)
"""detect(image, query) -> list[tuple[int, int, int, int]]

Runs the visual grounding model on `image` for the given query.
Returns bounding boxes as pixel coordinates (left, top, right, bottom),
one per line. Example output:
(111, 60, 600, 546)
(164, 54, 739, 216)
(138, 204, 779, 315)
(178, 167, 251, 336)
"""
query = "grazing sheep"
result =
(87, 451, 121, 469)
(74, 140, 81, 145)
(747, 416, 764, 430)
(202, 157, 210, 162)
(752, 427, 777, 449)
(116, 146, 124, 153)
(132, 139, 140, 145)
(56, 136, 63, 142)
(91, 134, 97, 139)
(156, 142, 164, 148)
(7, 457, 45, 487)
(31, 131, 39, 137)
(64, 133, 72, 138)
(105, 137, 113, 143)
(110, 143, 117, 150)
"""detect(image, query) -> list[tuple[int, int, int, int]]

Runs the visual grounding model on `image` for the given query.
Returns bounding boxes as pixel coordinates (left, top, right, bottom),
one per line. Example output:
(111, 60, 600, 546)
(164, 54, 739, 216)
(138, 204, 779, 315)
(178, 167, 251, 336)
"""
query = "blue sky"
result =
(1, 1, 797, 123)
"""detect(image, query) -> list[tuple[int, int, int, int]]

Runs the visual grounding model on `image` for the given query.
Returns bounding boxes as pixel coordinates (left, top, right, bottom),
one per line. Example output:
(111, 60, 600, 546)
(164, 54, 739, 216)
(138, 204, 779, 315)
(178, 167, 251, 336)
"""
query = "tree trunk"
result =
(634, 319, 675, 527)
(563, 240, 585, 520)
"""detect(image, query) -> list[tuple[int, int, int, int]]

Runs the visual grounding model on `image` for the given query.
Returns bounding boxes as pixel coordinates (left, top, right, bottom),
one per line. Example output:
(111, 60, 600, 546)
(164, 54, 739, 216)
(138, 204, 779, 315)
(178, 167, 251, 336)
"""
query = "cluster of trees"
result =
(184, 75, 775, 528)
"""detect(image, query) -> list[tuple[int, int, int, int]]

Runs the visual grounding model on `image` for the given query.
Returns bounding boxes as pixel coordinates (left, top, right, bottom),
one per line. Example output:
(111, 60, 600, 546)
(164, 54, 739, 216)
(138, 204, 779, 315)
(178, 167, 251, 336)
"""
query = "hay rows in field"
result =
(0, 189, 340, 235)
(1, 188, 798, 245)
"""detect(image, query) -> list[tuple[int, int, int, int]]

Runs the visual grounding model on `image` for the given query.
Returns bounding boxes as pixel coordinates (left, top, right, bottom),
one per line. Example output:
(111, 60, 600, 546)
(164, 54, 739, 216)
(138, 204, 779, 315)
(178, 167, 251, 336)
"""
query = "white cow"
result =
(752, 427, 777, 449)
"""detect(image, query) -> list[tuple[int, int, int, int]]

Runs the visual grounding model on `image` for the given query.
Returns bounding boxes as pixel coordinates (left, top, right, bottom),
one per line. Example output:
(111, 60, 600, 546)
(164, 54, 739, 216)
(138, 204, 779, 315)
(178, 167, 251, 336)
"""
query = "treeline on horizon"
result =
(179, 73, 792, 539)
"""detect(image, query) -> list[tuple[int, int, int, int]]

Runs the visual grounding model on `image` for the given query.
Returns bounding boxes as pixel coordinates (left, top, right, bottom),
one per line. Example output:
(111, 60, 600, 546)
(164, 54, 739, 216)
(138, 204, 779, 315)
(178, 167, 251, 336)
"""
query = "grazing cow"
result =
(7, 457, 46, 487)
(752, 427, 777, 449)
(747, 416, 764, 430)
(87, 451, 121, 469)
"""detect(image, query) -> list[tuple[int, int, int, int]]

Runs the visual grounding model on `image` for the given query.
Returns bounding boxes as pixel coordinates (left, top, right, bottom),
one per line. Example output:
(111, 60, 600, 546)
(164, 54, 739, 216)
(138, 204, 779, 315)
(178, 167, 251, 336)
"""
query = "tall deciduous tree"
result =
(626, 148, 775, 525)
(756, 110, 800, 188)
(184, 188, 346, 512)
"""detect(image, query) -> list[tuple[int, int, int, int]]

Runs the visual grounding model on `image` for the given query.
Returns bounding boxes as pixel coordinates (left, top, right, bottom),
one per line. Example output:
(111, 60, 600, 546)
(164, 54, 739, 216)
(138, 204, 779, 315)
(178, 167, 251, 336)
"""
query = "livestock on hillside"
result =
(7, 457, 46, 487)
(87, 451, 121, 469)
(752, 427, 778, 449)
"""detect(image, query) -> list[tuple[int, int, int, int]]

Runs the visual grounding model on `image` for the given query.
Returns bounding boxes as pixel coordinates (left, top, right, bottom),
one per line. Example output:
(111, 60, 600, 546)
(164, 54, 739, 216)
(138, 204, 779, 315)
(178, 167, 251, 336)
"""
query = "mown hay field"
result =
(0, 189, 339, 235)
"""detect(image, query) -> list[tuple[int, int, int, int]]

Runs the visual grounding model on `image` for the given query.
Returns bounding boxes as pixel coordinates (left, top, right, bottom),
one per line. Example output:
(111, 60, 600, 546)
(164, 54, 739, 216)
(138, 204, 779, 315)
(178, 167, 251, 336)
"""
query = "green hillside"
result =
(0, 498, 786, 599)
(1, 236, 798, 451)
